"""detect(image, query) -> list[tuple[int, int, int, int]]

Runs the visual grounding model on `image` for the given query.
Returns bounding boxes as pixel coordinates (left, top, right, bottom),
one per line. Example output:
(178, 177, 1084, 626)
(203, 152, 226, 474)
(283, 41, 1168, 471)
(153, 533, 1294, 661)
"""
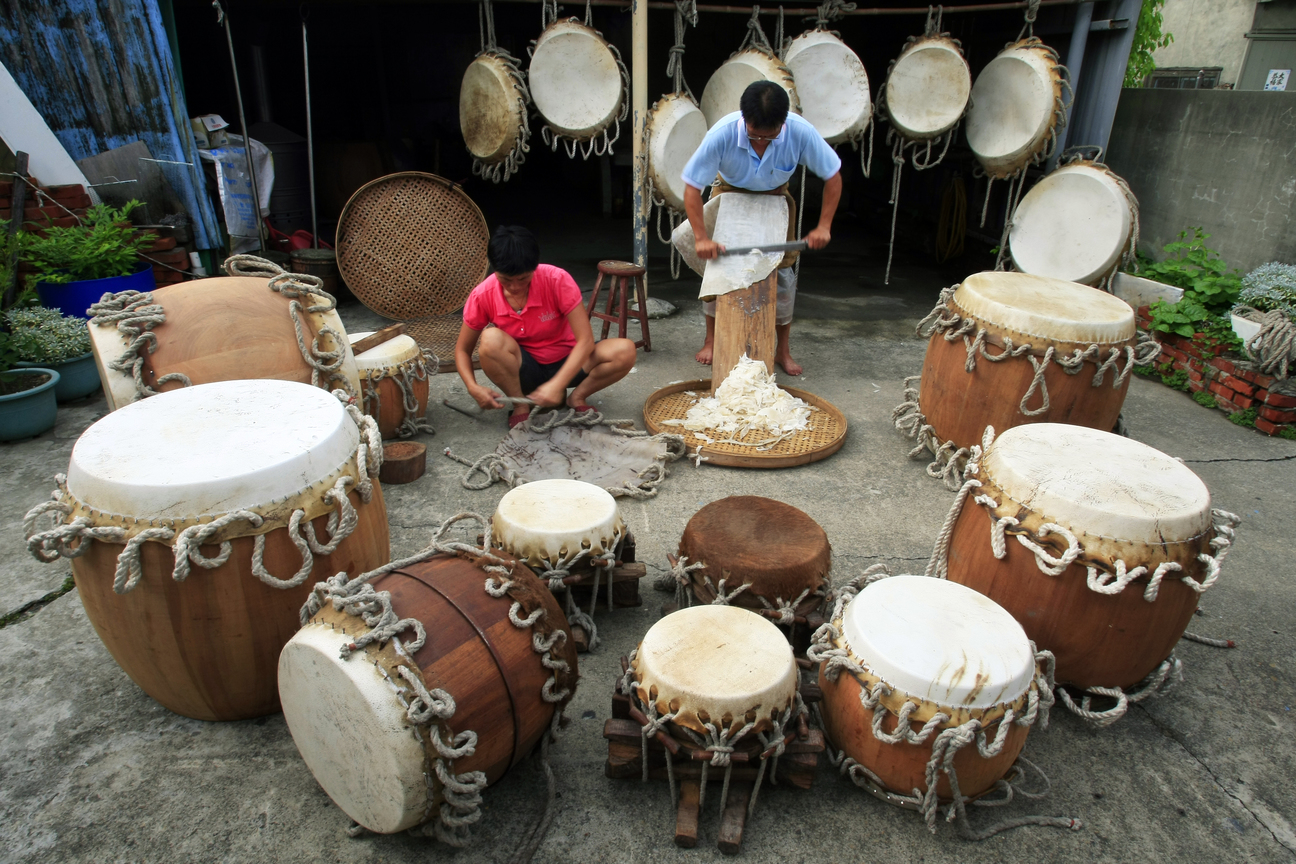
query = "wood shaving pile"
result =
(662, 354, 816, 450)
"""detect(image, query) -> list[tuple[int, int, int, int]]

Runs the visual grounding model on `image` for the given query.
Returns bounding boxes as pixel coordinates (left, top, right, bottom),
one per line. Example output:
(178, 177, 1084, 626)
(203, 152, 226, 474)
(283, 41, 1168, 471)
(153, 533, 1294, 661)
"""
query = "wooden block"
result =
(350, 322, 407, 355)
(611, 691, 631, 720)
(675, 779, 700, 849)
(622, 532, 637, 563)
(604, 717, 644, 743)
(711, 271, 777, 391)
(379, 441, 426, 484)
(611, 577, 641, 608)
(716, 780, 752, 855)
(571, 624, 590, 654)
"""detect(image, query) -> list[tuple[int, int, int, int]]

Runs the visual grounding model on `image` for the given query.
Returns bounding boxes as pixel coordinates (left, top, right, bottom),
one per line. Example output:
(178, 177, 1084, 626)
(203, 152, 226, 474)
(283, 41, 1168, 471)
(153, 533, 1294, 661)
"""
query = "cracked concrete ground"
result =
(2, 220, 1293, 863)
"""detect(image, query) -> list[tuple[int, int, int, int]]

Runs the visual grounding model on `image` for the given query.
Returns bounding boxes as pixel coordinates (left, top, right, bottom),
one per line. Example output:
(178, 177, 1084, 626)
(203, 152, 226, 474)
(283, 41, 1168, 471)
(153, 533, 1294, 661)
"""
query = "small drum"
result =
(87, 273, 361, 413)
(816, 575, 1045, 803)
(911, 271, 1146, 458)
(883, 36, 970, 140)
(647, 92, 708, 212)
(700, 49, 800, 130)
(24, 380, 388, 720)
(1009, 160, 1138, 287)
(782, 30, 871, 146)
(965, 39, 1067, 179)
(280, 547, 577, 836)
(675, 496, 829, 636)
(349, 330, 434, 439)
(529, 19, 626, 146)
(460, 51, 530, 181)
(938, 423, 1238, 691)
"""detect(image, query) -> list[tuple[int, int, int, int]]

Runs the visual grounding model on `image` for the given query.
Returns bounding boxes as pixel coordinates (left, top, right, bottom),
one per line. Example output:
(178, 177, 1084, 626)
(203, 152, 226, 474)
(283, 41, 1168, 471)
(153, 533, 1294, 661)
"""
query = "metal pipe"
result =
(216, 1, 266, 253)
(631, 0, 648, 275)
(485, 0, 1087, 15)
(302, 9, 318, 248)
(1049, 0, 1093, 167)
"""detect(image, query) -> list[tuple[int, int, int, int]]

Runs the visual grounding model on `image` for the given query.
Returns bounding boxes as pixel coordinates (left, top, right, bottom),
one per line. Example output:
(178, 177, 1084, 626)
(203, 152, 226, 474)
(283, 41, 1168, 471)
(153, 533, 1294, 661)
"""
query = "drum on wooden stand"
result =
(668, 496, 830, 649)
(280, 517, 577, 841)
(23, 380, 388, 721)
(929, 424, 1241, 724)
(86, 257, 361, 413)
(349, 330, 435, 439)
(892, 271, 1161, 487)
(606, 604, 822, 852)
(700, 9, 799, 129)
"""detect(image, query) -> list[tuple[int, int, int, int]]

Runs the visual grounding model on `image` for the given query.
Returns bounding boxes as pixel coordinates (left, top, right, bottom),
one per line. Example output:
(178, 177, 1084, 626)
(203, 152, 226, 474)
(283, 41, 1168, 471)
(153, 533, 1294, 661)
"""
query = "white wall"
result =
(1153, 0, 1256, 85)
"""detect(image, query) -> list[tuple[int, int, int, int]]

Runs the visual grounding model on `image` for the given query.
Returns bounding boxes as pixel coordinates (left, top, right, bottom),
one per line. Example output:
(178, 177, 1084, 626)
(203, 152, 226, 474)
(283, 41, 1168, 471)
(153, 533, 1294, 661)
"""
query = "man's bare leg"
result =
(478, 328, 531, 420)
(775, 322, 802, 376)
(696, 314, 716, 365)
(568, 338, 636, 409)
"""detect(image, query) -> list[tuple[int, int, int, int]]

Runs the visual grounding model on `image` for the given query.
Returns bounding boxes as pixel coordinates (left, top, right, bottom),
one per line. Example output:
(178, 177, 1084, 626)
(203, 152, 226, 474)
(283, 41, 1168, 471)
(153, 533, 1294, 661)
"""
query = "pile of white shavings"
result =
(662, 354, 815, 450)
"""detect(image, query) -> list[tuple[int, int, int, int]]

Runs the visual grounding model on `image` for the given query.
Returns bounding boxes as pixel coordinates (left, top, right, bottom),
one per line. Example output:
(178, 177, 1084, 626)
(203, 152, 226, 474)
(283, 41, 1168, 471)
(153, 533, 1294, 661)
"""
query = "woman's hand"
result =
(470, 385, 504, 410)
(528, 380, 567, 409)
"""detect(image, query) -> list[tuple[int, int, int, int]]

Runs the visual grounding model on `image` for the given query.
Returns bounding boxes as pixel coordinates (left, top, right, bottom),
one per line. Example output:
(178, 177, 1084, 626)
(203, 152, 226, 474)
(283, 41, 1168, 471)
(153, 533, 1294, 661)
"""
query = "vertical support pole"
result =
(218, 3, 266, 253)
(1049, 1, 1093, 169)
(631, 0, 649, 283)
(4, 152, 29, 310)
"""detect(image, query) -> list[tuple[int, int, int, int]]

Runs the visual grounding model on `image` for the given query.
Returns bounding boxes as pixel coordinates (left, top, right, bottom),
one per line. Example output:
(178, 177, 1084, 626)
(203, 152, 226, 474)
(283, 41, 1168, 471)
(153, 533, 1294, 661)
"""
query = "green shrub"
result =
(1142, 229, 1244, 352)
(1228, 407, 1258, 428)
(21, 201, 156, 285)
(1192, 390, 1217, 408)
(1277, 427, 1296, 440)
(5, 306, 92, 364)
(1126, 0, 1173, 87)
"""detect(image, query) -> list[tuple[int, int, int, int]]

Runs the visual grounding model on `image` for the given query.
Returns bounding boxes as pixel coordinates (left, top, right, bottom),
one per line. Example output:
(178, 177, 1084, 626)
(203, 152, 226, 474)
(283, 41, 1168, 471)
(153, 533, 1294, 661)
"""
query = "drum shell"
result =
(782, 30, 871, 145)
(943, 502, 1206, 690)
(72, 484, 389, 721)
(362, 372, 430, 440)
(647, 93, 707, 212)
(818, 664, 1029, 800)
(917, 322, 1133, 451)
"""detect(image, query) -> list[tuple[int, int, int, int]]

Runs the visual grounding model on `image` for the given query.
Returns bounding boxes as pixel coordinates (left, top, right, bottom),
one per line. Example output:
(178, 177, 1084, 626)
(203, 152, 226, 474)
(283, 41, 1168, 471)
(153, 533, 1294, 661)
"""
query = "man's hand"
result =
(806, 225, 832, 250)
(470, 385, 504, 410)
(528, 380, 567, 409)
(695, 237, 726, 260)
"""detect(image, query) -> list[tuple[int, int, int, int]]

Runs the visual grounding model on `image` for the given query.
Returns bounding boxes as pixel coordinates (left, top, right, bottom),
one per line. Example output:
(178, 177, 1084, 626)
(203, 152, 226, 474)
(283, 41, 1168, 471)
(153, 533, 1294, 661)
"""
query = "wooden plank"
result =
(711, 271, 777, 391)
(350, 322, 407, 355)
(716, 780, 753, 855)
(675, 778, 701, 849)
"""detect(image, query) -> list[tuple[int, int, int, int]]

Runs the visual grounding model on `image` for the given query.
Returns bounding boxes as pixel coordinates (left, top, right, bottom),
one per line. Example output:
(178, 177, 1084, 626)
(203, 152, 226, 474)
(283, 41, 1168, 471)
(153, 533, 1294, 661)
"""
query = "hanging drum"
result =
(782, 30, 871, 146)
(646, 92, 708, 213)
(965, 39, 1068, 180)
(1008, 158, 1139, 288)
(882, 35, 970, 141)
(529, 16, 629, 156)
(460, 51, 530, 182)
(701, 49, 800, 129)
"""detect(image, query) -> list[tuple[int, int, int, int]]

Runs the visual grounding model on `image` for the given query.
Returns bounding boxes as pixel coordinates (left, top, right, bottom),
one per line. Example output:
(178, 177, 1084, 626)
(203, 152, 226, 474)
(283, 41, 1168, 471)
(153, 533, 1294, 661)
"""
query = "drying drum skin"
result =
(966, 44, 1059, 177)
(529, 20, 623, 138)
(885, 37, 970, 139)
(1009, 164, 1133, 286)
(700, 50, 800, 130)
(647, 93, 708, 212)
(459, 55, 523, 163)
(783, 30, 871, 145)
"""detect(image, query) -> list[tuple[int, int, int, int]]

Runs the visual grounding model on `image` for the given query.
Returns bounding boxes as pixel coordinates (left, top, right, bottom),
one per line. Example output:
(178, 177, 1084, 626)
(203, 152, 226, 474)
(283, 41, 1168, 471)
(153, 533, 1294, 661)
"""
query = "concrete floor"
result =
(2, 221, 1294, 863)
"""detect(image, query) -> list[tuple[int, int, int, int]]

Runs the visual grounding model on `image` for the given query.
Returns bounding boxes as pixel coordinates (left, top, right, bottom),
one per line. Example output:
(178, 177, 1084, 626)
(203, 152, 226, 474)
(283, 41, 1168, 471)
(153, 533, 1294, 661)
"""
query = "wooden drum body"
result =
(26, 380, 388, 721)
(884, 36, 970, 140)
(783, 30, 871, 146)
(965, 39, 1066, 179)
(647, 92, 708, 213)
(700, 49, 800, 130)
(350, 331, 433, 439)
(917, 271, 1141, 453)
(941, 424, 1229, 691)
(279, 551, 577, 836)
(816, 576, 1043, 802)
(87, 275, 361, 412)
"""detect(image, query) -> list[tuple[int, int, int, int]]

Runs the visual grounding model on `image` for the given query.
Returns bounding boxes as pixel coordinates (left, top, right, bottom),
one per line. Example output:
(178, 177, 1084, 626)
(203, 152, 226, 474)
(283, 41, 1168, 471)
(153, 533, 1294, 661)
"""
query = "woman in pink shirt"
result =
(455, 226, 636, 427)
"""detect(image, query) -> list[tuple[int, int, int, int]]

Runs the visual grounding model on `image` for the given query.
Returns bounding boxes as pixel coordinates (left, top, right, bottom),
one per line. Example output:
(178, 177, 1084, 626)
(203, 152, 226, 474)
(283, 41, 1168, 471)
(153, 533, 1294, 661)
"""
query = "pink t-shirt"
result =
(462, 264, 583, 364)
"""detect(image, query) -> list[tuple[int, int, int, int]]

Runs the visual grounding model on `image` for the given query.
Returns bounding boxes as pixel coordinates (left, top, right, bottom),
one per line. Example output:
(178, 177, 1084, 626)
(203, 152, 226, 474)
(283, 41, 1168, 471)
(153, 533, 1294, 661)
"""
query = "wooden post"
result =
(4, 151, 28, 310)
(711, 272, 777, 391)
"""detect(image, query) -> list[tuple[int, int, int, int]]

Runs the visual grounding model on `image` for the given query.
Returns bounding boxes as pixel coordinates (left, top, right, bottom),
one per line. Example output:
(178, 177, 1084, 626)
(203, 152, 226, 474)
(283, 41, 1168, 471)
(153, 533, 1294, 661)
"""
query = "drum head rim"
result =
(954, 270, 1136, 344)
(529, 22, 624, 138)
(966, 46, 1061, 175)
(492, 478, 624, 566)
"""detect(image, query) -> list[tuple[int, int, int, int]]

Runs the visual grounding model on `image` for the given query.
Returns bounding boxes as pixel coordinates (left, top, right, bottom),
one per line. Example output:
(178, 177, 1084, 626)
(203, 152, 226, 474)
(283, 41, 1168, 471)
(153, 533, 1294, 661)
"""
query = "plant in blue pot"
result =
(22, 200, 157, 318)
(0, 325, 60, 442)
(7, 306, 100, 402)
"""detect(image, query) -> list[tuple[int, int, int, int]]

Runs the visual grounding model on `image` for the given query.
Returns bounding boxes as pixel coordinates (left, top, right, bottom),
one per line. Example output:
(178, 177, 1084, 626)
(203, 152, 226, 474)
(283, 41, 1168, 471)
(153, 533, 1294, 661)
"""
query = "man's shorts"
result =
(520, 346, 589, 394)
(702, 266, 797, 326)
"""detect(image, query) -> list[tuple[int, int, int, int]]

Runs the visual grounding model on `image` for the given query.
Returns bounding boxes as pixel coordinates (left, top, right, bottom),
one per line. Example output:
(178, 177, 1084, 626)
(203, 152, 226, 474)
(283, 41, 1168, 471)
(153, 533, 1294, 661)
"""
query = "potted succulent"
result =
(22, 200, 156, 318)
(6, 306, 99, 401)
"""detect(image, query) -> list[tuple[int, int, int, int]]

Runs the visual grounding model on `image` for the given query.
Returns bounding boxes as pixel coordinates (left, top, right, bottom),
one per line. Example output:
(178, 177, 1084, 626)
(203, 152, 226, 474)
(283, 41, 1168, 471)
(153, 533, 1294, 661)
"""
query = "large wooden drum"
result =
(349, 330, 434, 439)
(279, 550, 577, 836)
(24, 380, 388, 720)
(939, 423, 1239, 691)
(916, 271, 1143, 454)
(817, 575, 1045, 801)
(87, 273, 361, 412)
(700, 49, 800, 129)
(883, 36, 970, 140)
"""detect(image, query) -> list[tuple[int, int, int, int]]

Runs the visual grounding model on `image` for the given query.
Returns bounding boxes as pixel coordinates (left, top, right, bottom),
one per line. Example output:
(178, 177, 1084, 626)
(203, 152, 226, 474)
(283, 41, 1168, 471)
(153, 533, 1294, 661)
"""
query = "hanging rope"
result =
(1019, 0, 1041, 40)
(739, 6, 778, 56)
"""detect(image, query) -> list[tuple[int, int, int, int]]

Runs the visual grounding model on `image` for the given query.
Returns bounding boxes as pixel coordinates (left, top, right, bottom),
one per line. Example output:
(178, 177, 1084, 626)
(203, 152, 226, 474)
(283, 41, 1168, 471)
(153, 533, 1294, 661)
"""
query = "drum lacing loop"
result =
(747, 694, 806, 816)
(707, 576, 753, 606)
(25, 516, 126, 564)
(172, 510, 259, 581)
(87, 290, 193, 401)
(862, 682, 950, 746)
(638, 702, 678, 782)
(665, 554, 705, 609)
(925, 477, 983, 579)
(1057, 655, 1183, 727)
(1018, 346, 1056, 415)
(758, 587, 811, 628)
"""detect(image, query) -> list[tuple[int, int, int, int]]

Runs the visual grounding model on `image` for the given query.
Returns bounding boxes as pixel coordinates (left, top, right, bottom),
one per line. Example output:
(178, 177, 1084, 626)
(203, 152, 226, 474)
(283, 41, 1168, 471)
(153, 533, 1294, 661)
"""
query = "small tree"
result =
(1125, 0, 1174, 88)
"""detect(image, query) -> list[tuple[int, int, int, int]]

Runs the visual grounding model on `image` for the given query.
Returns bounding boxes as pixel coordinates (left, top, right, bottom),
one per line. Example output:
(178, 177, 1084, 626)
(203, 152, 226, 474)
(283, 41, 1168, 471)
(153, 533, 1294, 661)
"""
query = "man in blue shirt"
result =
(682, 80, 842, 376)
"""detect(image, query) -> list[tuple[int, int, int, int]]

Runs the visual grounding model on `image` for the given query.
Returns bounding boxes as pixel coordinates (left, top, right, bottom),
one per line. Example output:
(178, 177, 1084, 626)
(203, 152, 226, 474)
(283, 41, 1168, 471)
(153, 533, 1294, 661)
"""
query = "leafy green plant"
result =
(1125, 0, 1173, 87)
(1228, 407, 1258, 428)
(5, 307, 92, 364)
(1237, 262, 1296, 320)
(1277, 427, 1296, 441)
(1143, 229, 1243, 344)
(21, 201, 156, 285)
(1192, 390, 1217, 408)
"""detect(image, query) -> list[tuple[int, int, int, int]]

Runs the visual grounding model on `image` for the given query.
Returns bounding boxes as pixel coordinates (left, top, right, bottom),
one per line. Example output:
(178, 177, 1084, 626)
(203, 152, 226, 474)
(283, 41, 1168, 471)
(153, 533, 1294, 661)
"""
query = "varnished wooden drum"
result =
(939, 423, 1238, 691)
(24, 380, 388, 721)
(349, 330, 434, 439)
(279, 549, 577, 836)
(916, 271, 1143, 455)
(817, 575, 1045, 802)
(87, 273, 361, 412)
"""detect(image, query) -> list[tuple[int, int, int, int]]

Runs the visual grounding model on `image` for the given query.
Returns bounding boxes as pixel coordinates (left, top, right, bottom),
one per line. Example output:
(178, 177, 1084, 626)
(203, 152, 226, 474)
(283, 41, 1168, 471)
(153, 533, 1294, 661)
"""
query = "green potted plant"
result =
(22, 200, 157, 318)
(6, 306, 99, 401)
(0, 221, 61, 440)
(1142, 228, 1244, 356)
(1233, 262, 1296, 343)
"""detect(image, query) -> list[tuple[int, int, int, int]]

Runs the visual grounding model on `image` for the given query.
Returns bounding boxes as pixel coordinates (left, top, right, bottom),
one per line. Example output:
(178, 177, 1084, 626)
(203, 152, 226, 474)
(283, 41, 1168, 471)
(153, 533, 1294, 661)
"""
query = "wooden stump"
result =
(379, 441, 426, 484)
(711, 271, 777, 390)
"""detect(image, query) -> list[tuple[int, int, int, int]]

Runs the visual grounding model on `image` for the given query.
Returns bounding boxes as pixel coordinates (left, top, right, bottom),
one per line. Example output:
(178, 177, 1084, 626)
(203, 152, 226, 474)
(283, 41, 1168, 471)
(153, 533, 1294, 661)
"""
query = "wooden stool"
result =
(587, 260, 651, 351)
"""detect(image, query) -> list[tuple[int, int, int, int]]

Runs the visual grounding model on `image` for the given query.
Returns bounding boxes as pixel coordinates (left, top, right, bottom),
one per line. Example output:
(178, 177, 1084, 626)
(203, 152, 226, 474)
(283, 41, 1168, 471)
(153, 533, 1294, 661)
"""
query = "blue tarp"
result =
(0, 0, 222, 250)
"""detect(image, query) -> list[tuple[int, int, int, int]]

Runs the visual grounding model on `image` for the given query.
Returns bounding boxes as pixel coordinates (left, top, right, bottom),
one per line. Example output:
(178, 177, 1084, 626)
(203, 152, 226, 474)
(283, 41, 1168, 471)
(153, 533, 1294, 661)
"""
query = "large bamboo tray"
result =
(643, 379, 848, 469)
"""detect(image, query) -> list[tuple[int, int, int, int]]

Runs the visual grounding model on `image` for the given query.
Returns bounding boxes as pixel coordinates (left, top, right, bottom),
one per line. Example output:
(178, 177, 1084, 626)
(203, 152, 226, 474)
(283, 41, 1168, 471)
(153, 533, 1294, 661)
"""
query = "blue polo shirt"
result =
(681, 111, 842, 192)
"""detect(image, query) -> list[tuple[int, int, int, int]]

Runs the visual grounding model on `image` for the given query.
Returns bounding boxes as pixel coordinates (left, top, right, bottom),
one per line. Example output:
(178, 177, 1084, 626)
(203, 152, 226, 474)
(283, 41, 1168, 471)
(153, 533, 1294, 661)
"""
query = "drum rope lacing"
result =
(300, 512, 575, 854)
(23, 390, 382, 593)
(920, 427, 1242, 726)
(360, 347, 439, 438)
(530, 0, 630, 160)
(471, 0, 533, 183)
(807, 568, 1080, 839)
(891, 285, 1163, 489)
(666, 552, 830, 635)
(85, 290, 192, 400)
(1234, 307, 1296, 378)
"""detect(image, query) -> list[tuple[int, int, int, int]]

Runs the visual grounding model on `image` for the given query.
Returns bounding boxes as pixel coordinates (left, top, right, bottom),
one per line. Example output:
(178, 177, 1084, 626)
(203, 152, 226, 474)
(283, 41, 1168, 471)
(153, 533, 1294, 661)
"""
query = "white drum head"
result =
(955, 271, 1135, 344)
(966, 44, 1058, 177)
(350, 332, 422, 371)
(636, 604, 797, 725)
(492, 478, 623, 564)
(1009, 163, 1134, 286)
(983, 423, 1212, 545)
(67, 380, 357, 520)
(885, 37, 970, 139)
(842, 575, 1035, 709)
(700, 50, 799, 129)
(647, 93, 708, 212)
(529, 21, 623, 138)
(279, 623, 429, 834)
(460, 54, 524, 163)
(783, 30, 871, 145)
